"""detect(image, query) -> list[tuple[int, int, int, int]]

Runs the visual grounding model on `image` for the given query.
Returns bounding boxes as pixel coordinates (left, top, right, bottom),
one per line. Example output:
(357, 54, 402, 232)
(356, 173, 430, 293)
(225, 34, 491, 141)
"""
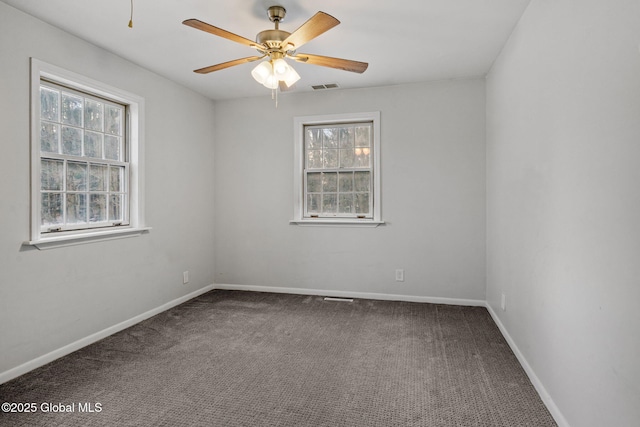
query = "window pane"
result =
(323, 128, 338, 148)
(85, 99, 103, 131)
(339, 194, 354, 214)
(40, 122, 59, 153)
(105, 104, 123, 136)
(305, 128, 322, 149)
(307, 193, 320, 214)
(110, 166, 124, 192)
(89, 194, 107, 222)
(67, 162, 87, 191)
(340, 149, 355, 168)
(339, 127, 354, 148)
(307, 172, 322, 193)
(354, 171, 370, 192)
(84, 131, 103, 158)
(104, 135, 121, 161)
(323, 149, 338, 168)
(339, 172, 354, 192)
(307, 150, 323, 169)
(322, 194, 337, 213)
(109, 194, 123, 221)
(66, 193, 87, 224)
(322, 172, 337, 192)
(355, 147, 371, 167)
(61, 93, 83, 127)
(40, 87, 59, 121)
(62, 126, 82, 156)
(41, 193, 62, 226)
(355, 193, 370, 214)
(41, 159, 63, 191)
(90, 164, 108, 191)
(355, 126, 371, 147)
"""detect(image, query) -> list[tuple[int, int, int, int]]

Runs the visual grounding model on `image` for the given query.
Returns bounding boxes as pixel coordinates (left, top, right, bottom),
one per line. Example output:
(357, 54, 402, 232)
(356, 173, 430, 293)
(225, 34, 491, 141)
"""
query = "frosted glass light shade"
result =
(251, 61, 272, 84)
(272, 58, 289, 78)
(252, 58, 300, 90)
(282, 66, 301, 87)
(263, 74, 279, 89)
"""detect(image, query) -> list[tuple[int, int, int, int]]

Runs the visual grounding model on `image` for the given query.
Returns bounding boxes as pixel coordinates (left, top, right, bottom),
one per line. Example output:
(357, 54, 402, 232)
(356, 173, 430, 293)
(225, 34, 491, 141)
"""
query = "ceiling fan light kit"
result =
(183, 5, 368, 99)
(251, 55, 300, 89)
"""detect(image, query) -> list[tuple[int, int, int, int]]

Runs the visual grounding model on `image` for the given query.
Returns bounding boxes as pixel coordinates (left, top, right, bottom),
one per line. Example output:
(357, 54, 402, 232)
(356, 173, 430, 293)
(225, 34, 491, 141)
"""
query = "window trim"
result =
(26, 58, 149, 249)
(291, 111, 383, 227)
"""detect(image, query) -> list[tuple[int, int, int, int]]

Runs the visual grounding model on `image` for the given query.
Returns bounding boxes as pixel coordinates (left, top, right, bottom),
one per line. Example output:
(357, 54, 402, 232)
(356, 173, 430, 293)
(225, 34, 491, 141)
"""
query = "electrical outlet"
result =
(395, 269, 404, 282)
(183, 271, 189, 284)
(501, 293, 506, 311)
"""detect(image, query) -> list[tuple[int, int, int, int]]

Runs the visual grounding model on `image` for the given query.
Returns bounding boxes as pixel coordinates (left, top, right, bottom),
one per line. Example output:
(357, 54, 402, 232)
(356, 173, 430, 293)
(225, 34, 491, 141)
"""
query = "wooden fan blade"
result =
(293, 53, 368, 74)
(194, 56, 264, 74)
(183, 19, 260, 48)
(280, 12, 340, 50)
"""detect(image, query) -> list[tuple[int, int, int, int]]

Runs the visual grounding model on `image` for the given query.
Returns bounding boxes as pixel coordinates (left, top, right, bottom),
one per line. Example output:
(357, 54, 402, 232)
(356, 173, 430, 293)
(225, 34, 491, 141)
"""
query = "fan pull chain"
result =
(128, 0, 134, 28)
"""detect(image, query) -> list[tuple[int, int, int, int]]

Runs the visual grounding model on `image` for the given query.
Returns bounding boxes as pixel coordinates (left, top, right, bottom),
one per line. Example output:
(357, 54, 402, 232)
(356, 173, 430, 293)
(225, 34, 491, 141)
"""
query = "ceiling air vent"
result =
(311, 83, 340, 90)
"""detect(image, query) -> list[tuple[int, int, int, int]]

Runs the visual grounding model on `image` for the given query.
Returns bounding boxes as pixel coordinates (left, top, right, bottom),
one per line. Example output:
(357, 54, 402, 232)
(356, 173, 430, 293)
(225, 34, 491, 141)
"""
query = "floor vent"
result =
(323, 297, 354, 302)
(312, 83, 340, 90)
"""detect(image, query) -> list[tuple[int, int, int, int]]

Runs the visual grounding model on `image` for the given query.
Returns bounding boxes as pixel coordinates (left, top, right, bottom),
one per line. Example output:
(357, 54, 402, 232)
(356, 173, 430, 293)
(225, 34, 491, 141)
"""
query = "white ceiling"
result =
(2, 0, 531, 100)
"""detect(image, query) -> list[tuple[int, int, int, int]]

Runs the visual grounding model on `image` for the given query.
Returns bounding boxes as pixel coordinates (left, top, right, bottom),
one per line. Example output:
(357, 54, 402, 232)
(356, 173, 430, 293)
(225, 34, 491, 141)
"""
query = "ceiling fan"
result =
(182, 5, 368, 91)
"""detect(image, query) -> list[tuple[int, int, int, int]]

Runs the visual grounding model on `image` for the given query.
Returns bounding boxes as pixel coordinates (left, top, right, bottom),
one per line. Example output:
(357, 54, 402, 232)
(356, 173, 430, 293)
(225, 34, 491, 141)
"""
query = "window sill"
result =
(289, 219, 385, 228)
(24, 226, 152, 250)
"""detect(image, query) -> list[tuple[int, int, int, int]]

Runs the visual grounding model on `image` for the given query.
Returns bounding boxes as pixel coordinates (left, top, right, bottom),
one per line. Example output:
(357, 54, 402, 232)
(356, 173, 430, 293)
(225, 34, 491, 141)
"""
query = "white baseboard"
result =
(485, 303, 570, 427)
(0, 284, 215, 385)
(213, 283, 486, 307)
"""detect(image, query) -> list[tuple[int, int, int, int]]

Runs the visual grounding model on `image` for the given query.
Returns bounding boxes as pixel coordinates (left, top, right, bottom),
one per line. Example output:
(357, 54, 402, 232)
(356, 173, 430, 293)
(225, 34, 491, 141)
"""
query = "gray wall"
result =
(486, 0, 640, 426)
(0, 3, 216, 374)
(214, 79, 486, 301)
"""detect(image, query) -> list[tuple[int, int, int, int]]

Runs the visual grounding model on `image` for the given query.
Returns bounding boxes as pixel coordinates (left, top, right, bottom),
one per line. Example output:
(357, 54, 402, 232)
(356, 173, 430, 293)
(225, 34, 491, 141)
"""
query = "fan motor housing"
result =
(256, 29, 291, 49)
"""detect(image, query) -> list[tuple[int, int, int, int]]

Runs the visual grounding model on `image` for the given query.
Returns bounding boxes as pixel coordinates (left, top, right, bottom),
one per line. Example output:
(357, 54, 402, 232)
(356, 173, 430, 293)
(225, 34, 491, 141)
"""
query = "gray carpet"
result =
(0, 290, 556, 426)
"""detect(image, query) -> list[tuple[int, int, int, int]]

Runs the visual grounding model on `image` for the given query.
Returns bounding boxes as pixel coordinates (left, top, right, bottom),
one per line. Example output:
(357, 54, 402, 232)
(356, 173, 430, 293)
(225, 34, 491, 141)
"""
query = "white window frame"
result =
(26, 58, 149, 249)
(291, 112, 383, 227)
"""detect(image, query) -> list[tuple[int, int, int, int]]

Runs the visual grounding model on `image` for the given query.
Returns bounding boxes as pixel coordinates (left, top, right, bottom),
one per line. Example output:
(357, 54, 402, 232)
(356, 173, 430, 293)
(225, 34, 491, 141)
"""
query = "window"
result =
(28, 59, 148, 249)
(292, 112, 382, 226)
(39, 81, 128, 230)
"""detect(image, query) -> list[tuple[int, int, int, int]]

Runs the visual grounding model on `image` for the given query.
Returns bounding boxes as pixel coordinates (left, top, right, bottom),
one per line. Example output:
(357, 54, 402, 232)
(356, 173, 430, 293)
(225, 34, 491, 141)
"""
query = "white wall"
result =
(214, 79, 486, 301)
(486, 1, 640, 426)
(0, 3, 216, 376)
